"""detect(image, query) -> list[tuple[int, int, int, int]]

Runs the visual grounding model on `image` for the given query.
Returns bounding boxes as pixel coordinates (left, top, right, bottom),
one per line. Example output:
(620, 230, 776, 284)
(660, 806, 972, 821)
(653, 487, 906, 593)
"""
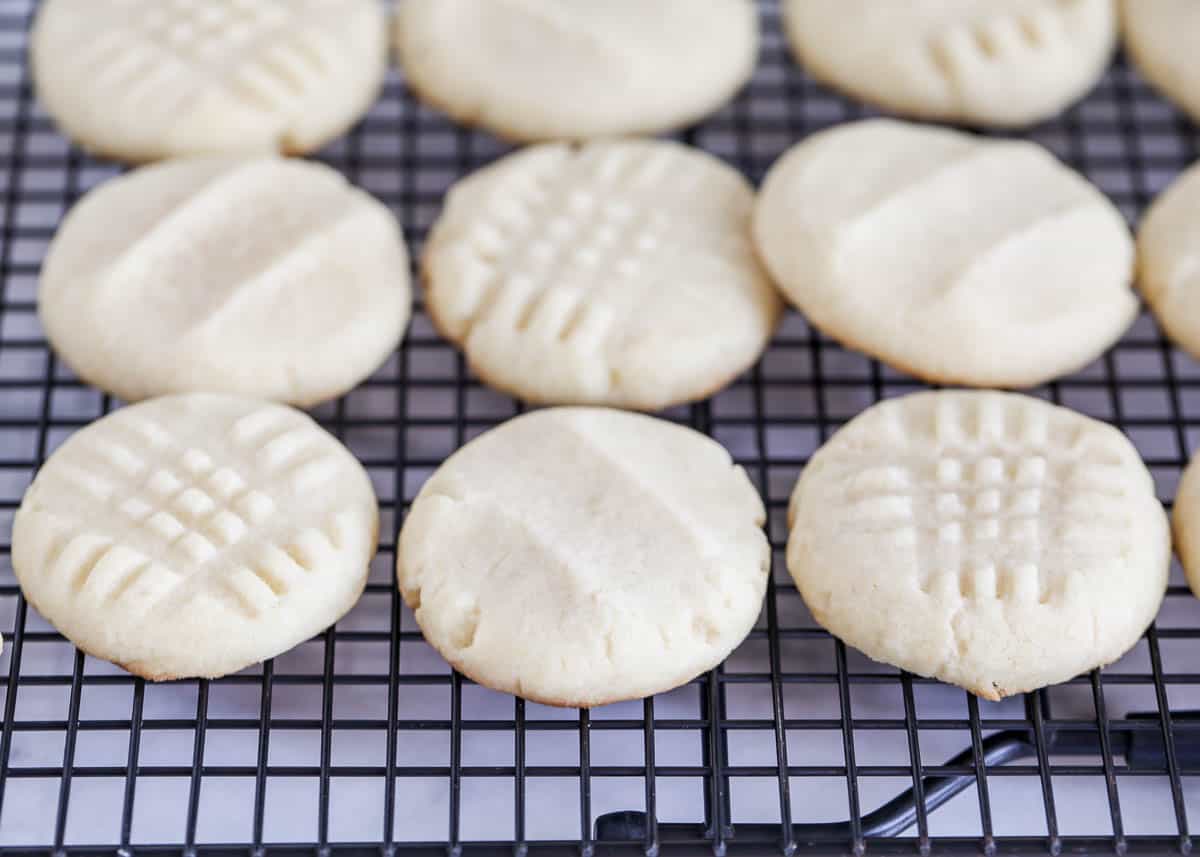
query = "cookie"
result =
(1136, 162, 1200, 359)
(423, 140, 782, 410)
(1122, 0, 1200, 123)
(787, 391, 1169, 700)
(754, 119, 1136, 388)
(397, 407, 770, 708)
(31, 0, 387, 163)
(11, 394, 379, 680)
(1172, 450, 1200, 598)
(394, 0, 758, 142)
(782, 0, 1116, 127)
(39, 156, 411, 407)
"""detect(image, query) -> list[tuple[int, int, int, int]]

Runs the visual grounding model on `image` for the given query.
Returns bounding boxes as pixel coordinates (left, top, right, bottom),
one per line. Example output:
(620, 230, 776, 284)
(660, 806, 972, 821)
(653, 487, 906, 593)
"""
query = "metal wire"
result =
(1, 1, 1199, 854)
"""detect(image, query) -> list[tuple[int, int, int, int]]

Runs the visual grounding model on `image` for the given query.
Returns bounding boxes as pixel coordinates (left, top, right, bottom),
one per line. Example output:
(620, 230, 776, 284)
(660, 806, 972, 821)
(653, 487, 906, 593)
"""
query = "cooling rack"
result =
(1, 1, 1199, 855)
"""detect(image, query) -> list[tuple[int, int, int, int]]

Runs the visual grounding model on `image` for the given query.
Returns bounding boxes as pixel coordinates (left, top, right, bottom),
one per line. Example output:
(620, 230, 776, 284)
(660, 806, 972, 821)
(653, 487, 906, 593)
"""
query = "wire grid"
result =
(0, 1, 1199, 854)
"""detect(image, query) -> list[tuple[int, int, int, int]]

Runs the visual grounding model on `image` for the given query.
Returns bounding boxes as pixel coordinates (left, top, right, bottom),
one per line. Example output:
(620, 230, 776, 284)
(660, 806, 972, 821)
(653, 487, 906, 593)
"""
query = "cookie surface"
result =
(788, 391, 1169, 700)
(12, 394, 379, 680)
(397, 407, 770, 707)
(1122, 0, 1200, 123)
(754, 119, 1136, 387)
(424, 140, 781, 410)
(394, 0, 758, 142)
(1136, 162, 1200, 358)
(782, 0, 1116, 126)
(40, 157, 410, 407)
(32, 0, 387, 162)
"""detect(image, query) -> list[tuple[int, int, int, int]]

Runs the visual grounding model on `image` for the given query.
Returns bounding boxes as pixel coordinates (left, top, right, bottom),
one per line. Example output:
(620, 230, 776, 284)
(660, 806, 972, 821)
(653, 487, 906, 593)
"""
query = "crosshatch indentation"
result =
(109, 0, 313, 93)
(46, 418, 274, 590)
(140, 0, 290, 58)
(1, 0, 1200, 854)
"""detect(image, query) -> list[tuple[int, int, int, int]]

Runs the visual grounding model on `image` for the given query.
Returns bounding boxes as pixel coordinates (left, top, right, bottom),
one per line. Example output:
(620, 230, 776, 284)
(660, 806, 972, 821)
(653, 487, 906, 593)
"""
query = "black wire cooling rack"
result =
(2, 1, 1200, 855)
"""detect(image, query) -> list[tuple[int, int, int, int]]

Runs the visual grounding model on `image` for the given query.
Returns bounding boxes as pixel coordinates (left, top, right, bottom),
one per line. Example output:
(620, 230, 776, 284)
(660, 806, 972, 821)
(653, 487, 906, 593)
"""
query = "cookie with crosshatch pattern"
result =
(422, 139, 783, 411)
(11, 394, 378, 680)
(787, 391, 1169, 700)
(31, 0, 387, 162)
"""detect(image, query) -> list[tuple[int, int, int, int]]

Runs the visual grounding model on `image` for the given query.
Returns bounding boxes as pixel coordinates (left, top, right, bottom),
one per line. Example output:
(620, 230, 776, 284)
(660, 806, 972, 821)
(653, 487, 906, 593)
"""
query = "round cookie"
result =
(397, 407, 770, 708)
(423, 140, 782, 410)
(754, 119, 1137, 388)
(12, 394, 379, 680)
(1136, 162, 1200, 358)
(32, 0, 387, 163)
(1172, 451, 1200, 599)
(39, 156, 411, 407)
(1122, 0, 1200, 123)
(394, 0, 758, 142)
(782, 0, 1116, 127)
(788, 390, 1169, 700)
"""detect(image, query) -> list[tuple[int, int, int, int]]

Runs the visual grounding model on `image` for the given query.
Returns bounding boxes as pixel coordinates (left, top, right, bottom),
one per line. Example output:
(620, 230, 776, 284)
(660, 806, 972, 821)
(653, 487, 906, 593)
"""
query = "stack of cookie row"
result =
(7, 0, 1198, 707)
